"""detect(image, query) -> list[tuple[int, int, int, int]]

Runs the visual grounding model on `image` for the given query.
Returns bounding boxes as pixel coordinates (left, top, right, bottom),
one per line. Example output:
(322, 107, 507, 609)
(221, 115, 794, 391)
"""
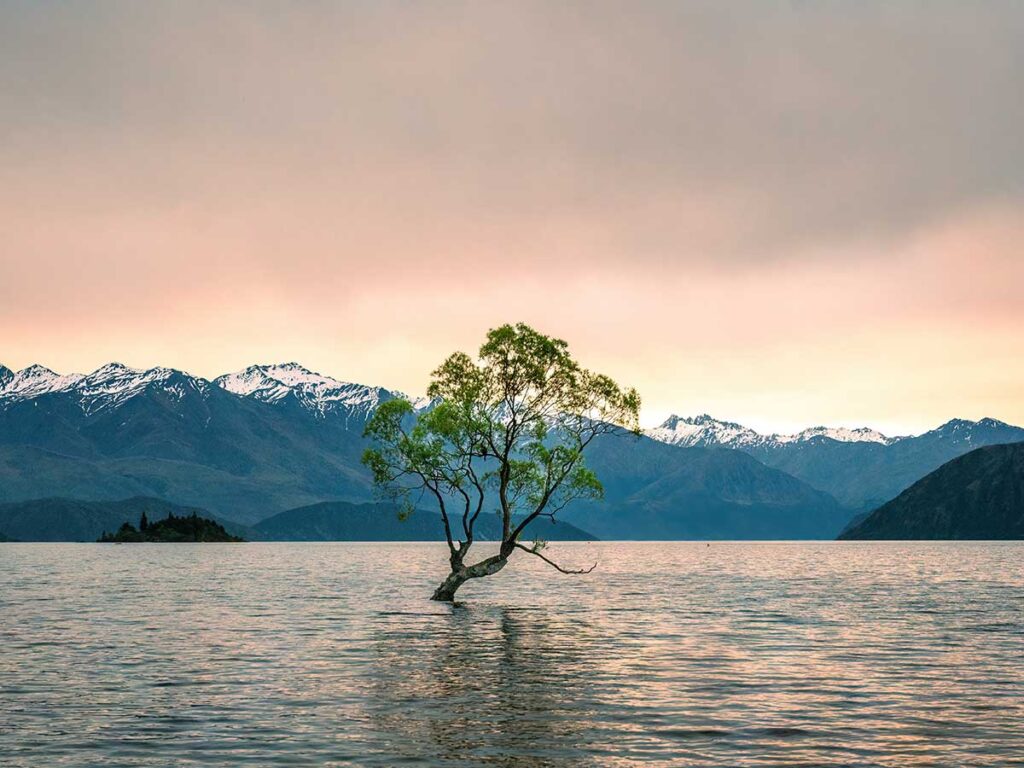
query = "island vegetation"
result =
(362, 322, 639, 601)
(98, 511, 243, 542)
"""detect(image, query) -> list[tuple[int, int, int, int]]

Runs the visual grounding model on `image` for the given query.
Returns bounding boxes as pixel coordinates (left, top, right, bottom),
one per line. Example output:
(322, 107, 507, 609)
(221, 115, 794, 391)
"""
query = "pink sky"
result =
(1, 2, 1022, 434)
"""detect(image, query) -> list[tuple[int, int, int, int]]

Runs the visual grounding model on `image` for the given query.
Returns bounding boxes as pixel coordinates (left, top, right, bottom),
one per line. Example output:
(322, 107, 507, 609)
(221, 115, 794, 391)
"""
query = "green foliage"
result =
(98, 511, 243, 542)
(362, 323, 640, 559)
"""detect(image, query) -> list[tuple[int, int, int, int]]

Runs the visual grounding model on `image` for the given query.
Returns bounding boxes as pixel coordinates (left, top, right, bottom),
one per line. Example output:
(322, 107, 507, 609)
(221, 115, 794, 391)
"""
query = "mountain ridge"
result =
(5, 362, 1016, 449)
(648, 413, 900, 449)
(3, 359, 1021, 537)
(0, 361, 423, 421)
(0, 360, 852, 537)
(647, 413, 1024, 508)
(839, 443, 1024, 540)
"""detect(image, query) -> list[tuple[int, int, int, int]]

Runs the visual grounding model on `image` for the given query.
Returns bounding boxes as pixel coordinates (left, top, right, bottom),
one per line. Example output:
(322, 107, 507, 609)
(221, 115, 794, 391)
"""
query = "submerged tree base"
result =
(431, 576, 465, 602)
(430, 553, 511, 601)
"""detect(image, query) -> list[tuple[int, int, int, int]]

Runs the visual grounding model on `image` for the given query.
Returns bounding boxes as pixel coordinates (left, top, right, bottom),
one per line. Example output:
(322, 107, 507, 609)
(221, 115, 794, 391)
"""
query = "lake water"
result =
(1, 542, 1022, 767)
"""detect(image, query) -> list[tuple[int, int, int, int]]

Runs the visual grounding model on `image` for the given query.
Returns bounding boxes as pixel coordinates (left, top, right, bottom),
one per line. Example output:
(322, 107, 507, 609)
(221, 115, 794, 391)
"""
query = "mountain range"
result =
(646, 414, 1024, 509)
(561, 431, 851, 539)
(1, 361, 1022, 540)
(0, 362, 405, 522)
(647, 414, 898, 449)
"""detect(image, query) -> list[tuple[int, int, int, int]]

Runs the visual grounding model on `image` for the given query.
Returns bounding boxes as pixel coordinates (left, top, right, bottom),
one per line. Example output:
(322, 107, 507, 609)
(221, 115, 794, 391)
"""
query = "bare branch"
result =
(514, 542, 596, 574)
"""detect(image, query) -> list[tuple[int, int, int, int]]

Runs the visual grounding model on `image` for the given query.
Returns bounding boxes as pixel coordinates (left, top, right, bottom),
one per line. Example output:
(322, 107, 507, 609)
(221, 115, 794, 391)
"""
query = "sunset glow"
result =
(2, 1, 1022, 434)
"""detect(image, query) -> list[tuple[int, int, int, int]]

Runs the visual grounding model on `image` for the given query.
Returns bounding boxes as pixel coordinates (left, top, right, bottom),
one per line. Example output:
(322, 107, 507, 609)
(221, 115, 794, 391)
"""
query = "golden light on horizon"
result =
(2, 2, 1022, 436)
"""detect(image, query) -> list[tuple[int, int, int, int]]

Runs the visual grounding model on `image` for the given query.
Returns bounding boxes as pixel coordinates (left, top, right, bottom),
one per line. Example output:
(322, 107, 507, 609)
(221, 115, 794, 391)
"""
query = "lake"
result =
(2, 541, 1022, 766)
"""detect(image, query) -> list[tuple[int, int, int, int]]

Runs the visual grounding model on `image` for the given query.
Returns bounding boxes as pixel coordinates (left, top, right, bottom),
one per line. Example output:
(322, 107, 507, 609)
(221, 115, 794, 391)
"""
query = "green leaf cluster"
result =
(362, 323, 640, 566)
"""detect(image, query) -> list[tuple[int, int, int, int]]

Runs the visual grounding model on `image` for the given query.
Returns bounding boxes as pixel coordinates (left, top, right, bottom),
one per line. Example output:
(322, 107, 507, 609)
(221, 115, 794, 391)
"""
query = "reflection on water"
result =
(1, 541, 1022, 766)
(369, 605, 600, 766)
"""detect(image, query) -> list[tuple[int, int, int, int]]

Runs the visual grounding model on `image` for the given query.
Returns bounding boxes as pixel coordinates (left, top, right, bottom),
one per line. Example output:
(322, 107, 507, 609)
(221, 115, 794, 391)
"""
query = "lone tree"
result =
(362, 323, 640, 601)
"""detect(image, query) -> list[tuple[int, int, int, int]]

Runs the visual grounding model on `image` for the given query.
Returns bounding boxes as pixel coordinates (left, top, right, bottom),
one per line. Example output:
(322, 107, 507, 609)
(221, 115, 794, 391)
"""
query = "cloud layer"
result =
(2, 1, 1022, 432)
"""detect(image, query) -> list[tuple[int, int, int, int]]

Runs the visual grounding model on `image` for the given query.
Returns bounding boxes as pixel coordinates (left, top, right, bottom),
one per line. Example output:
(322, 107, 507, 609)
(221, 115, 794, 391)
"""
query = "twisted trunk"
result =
(431, 571, 469, 602)
(430, 551, 511, 602)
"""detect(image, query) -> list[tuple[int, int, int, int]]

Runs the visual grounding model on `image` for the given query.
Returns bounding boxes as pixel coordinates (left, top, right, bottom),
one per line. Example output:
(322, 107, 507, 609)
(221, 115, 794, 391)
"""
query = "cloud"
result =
(0, 1, 1022, 431)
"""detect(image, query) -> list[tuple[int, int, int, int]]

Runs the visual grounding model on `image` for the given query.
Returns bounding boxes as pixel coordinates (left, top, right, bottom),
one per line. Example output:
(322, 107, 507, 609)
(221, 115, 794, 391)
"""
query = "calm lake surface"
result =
(2, 542, 1022, 767)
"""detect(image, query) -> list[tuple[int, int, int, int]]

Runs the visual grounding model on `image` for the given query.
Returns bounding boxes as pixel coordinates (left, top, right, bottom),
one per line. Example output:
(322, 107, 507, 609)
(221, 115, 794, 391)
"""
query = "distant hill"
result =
(251, 501, 597, 541)
(648, 414, 1024, 509)
(561, 431, 853, 539)
(0, 495, 595, 543)
(840, 443, 1024, 540)
(0, 497, 248, 542)
(837, 510, 872, 537)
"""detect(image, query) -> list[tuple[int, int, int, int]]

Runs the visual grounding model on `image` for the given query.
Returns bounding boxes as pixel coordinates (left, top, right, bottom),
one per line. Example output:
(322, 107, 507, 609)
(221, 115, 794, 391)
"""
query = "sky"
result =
(1, 1, 1022, 435)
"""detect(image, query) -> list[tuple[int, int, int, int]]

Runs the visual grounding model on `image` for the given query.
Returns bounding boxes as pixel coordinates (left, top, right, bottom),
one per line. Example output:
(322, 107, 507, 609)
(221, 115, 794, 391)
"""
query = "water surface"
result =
(2, 541, 1022, 766)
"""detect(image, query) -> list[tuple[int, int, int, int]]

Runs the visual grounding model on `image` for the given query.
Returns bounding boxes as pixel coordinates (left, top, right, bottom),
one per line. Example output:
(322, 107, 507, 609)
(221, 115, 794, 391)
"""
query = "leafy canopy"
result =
(362, 323, 640, 557)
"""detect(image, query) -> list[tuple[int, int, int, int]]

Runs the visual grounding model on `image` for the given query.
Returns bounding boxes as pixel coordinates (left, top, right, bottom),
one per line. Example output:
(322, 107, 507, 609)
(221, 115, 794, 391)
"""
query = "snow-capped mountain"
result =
(647, 413, 1024, 509)
(0, 364, 84, 402)
(75, 363, 211, 415)
(646, 414, 764, 449)
(647, 414, 898, 449)
(0, 362, 210, 415)
(214, 362, 413, 421)
(778, 425, 895, 445)
(0, 360, 430, 422)
(1, 359, 1022, 532)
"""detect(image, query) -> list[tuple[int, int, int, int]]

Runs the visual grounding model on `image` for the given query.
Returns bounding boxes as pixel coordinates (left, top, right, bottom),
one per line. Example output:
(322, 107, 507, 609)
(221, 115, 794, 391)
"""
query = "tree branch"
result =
(514, 542, 596, 574)
(427, 485, 458, 557)
(465, 463, 486, 537)
(506, 451, 580, 543)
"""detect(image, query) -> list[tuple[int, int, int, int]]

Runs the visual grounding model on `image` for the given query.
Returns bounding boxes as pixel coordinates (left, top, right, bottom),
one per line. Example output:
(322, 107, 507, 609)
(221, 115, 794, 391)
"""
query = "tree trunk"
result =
(431, 570, 468, 602)
(430, 554, 509, 602)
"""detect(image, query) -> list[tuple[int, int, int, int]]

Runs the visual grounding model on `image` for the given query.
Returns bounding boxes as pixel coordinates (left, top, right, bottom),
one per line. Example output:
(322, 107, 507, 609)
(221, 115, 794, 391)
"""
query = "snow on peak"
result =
(776, 426, 895, 445)
(212, 364, 284, 399)
(0, 361, 214, 413)
(409, 394, 440, 412)
(1, 358, 407, 419)
(75, 363, 209, 414)
(0, 364, 83, 402)
(214, 363, 401, 419)
(647, 414, 896, 449)
(647, 414, 763, 449)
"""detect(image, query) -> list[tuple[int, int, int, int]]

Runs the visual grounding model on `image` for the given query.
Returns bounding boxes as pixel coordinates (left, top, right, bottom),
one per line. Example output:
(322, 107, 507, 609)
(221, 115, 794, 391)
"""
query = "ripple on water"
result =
(1, 541, 1023, 766)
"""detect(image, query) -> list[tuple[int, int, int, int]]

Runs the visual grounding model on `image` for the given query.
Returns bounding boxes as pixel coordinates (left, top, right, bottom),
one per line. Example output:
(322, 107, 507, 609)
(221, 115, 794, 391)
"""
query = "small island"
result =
(99, 511, 243, 543)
